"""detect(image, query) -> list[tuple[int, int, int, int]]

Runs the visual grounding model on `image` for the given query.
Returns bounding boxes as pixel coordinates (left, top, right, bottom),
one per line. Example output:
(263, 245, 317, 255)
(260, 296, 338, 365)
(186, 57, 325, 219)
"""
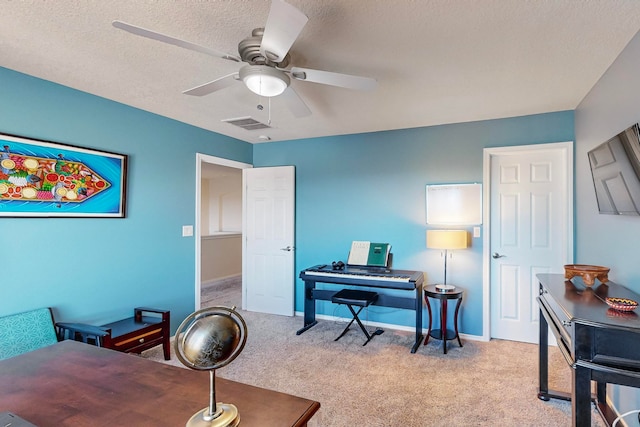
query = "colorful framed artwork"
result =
(0, 133, 127, 217)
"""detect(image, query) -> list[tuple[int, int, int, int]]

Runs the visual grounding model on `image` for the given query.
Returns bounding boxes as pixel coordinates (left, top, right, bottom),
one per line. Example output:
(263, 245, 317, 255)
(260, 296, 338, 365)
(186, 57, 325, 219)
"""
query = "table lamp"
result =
(427, 230, 468, 291)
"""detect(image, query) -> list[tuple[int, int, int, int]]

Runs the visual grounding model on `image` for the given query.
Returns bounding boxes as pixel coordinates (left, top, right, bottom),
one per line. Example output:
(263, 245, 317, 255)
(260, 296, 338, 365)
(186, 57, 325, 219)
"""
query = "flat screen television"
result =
(588, 123, 640, 215)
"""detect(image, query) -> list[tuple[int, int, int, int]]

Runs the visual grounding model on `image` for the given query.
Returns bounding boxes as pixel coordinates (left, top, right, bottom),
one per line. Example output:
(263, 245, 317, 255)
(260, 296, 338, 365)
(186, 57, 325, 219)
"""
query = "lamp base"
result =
(435, 284, 456, 292)
(186, 404, 240, 427)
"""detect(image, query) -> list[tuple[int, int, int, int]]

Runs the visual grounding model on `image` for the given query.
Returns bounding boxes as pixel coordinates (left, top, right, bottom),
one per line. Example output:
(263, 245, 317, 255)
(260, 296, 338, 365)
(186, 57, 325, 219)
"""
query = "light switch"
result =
(182, 225, 193, 237)
(473, 227, 480, 238)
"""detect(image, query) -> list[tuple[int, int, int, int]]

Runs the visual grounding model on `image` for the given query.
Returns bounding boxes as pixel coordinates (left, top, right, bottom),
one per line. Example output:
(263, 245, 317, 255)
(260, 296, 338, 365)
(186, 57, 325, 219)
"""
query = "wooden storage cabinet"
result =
(101, 307, 170, 360)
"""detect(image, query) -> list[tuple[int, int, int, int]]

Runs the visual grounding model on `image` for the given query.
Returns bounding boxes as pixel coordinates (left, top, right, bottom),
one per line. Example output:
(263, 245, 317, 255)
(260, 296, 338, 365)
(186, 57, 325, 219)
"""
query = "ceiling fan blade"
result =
(112, 20, 240, 62)
(183, 73, 240, 96)
(281, 87, 311, 118)
(290, 67, 377, 91)
(260, 0, 308, 63)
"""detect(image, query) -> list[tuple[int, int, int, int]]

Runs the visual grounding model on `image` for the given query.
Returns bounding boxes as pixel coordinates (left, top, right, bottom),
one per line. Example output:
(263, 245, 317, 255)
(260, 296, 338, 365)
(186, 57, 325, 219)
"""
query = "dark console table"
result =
(58, 307, 171, 360)
(101, 307, 170, 360)
(537, 274, 640, 427)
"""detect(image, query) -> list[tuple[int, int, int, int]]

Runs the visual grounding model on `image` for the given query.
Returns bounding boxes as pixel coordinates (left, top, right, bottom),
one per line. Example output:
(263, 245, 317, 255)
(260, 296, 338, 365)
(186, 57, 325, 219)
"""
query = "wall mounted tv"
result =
(588, 123, 640, 215)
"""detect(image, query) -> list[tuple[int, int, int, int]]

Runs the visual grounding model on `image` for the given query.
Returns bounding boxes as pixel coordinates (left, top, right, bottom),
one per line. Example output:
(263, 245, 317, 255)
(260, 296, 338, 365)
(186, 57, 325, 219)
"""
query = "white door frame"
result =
(194, 153, 252, 311)
(481, 142, 574, 341)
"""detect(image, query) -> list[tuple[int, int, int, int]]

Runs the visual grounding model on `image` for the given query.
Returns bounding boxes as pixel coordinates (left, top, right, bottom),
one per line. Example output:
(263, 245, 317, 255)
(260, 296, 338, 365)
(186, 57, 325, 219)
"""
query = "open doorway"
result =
(195, 153, 252, 310)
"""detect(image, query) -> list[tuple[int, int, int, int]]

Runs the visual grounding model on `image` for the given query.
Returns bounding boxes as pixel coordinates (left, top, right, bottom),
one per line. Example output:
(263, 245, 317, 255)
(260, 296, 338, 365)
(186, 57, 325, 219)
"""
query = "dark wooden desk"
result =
(537, 274, 640, 427)
(0, 340, 320, 427)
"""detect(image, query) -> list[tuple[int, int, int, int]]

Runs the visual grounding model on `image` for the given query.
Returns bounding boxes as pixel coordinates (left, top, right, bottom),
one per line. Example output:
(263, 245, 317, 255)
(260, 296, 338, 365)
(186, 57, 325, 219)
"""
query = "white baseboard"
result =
(293, 310, 484, 342)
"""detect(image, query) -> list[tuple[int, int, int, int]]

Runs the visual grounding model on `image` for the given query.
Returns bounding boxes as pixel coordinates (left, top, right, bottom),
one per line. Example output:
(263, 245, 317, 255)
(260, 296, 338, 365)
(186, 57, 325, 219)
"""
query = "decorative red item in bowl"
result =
(605, 297, 638, 312)
(564, 264, 610, 286)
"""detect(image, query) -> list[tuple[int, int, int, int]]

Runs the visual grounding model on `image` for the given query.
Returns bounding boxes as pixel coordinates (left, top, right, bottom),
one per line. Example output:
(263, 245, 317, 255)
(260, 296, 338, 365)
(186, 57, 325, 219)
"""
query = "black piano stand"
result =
(296, 269, 424, 353)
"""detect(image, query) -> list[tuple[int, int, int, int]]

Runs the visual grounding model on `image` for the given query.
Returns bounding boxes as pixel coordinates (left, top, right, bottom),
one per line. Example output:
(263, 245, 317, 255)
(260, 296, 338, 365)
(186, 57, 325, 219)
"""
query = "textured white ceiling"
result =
(2, 1, 640, 143)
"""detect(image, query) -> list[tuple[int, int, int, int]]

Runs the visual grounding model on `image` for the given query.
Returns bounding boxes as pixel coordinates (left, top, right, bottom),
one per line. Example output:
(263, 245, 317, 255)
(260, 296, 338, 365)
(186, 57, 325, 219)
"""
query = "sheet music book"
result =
(347, 241, 391, 267)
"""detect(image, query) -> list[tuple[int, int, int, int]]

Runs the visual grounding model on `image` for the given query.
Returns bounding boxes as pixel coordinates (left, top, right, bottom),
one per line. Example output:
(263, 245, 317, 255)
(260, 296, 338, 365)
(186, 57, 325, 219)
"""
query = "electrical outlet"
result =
(473, 226, 480, 238)
(182, 225, 193, 237)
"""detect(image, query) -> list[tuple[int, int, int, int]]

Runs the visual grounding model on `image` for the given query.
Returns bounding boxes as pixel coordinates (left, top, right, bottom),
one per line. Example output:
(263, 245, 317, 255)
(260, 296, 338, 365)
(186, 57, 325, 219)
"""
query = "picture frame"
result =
(426, 183, 482, 225)
(0, 133, 127, 217)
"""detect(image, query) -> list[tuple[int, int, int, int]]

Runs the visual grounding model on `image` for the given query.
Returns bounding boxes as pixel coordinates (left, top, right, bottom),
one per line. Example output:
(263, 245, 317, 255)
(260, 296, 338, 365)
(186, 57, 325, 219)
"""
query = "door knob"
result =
(492, 252, 505, 259)
(280, 246, 294, 252)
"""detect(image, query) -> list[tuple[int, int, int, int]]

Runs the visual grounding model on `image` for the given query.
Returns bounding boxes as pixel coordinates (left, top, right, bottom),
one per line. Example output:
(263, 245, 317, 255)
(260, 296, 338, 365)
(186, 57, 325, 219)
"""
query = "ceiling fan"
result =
(112, 0, 377, 118)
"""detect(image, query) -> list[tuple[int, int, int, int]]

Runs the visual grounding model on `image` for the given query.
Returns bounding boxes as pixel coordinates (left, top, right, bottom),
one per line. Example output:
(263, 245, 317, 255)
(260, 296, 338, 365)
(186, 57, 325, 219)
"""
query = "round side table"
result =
(423, 284, 463, 354)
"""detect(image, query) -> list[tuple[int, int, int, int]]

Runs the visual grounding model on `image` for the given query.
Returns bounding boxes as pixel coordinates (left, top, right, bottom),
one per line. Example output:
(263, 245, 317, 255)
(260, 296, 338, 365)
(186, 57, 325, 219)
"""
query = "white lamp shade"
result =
(427, 230, 468, 250)
(239, 65, 290, 97)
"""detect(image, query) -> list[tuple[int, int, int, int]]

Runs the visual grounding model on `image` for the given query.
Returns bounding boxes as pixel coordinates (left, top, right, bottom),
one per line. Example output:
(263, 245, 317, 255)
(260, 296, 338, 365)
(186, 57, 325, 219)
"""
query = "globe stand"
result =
(175, 306, 247, 427)
(186, 371, 240, 427)
(187, 406, 239, 427)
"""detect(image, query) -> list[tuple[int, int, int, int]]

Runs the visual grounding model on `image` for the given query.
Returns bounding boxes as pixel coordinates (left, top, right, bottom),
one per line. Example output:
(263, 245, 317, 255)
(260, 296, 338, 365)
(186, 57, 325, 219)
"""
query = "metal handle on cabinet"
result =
(492, 252, 506, 259)
(280, 246, 295, 252)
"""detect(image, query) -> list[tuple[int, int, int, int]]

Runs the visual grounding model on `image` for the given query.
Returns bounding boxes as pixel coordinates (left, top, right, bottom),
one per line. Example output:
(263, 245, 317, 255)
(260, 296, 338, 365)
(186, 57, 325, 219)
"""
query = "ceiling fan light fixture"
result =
(240, 65, 289, 97)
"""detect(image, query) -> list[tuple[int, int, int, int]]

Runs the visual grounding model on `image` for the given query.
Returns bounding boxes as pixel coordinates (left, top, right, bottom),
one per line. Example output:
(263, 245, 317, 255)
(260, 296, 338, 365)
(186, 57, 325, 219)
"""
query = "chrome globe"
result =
(174, 306, 247, 427)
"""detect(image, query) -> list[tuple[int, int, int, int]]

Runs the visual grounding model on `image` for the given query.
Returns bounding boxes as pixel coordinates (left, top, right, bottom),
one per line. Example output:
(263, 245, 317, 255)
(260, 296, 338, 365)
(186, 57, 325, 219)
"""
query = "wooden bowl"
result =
(564, 264, 610, 287)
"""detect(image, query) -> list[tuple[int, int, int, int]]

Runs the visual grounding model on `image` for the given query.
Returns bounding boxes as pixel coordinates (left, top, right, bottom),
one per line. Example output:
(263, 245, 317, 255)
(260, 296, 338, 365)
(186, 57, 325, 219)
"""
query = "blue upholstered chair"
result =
(0, 307, 108, 360)
(0, 307, 58, 360)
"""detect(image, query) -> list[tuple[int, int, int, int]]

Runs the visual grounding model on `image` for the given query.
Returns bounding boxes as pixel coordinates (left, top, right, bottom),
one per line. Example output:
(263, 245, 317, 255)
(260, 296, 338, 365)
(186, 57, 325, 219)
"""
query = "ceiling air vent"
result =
(222, 116, 271, 131)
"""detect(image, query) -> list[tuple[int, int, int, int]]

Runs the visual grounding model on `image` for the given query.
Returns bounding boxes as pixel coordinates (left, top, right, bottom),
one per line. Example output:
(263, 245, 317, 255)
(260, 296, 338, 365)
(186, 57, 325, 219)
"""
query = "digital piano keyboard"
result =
(300, 265, 420, 289)
(297, 264, 424, 353)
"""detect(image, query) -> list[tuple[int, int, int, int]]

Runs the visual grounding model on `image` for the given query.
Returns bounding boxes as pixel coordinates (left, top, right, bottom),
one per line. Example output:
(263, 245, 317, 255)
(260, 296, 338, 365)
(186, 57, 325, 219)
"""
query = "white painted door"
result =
(488, 143, 573, 343)
(243, 166, 295, 316)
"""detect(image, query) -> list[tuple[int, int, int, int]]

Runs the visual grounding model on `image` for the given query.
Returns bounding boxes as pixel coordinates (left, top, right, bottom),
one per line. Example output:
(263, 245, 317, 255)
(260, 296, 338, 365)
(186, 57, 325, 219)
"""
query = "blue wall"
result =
(0, 67, 252, 332)
(253, 112, 574, 336)
(0, 66, 575, 339)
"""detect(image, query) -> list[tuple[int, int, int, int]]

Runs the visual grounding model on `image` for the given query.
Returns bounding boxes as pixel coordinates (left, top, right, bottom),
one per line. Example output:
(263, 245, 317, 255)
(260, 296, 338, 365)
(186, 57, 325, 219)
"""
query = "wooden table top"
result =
(0, 340, 320, 427)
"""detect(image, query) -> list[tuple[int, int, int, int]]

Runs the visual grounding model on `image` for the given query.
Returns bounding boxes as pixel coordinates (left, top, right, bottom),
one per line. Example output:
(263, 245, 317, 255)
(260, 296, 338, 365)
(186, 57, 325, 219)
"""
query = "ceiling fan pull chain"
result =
(268, 97, 272, 125)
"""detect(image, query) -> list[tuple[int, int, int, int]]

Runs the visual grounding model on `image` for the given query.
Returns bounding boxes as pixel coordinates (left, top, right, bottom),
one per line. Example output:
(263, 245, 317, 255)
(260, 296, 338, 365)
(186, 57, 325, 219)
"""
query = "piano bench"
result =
(332, 289, 384, 346)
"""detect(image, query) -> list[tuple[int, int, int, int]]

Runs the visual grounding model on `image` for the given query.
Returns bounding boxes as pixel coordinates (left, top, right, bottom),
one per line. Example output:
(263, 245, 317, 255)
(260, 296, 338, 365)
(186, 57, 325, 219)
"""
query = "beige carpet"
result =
(142, 280, 607, 426)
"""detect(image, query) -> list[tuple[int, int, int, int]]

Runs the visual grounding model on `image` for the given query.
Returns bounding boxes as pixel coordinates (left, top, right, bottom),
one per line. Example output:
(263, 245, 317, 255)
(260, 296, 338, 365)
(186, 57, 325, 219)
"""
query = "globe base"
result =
(187, 404, 240, 427)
